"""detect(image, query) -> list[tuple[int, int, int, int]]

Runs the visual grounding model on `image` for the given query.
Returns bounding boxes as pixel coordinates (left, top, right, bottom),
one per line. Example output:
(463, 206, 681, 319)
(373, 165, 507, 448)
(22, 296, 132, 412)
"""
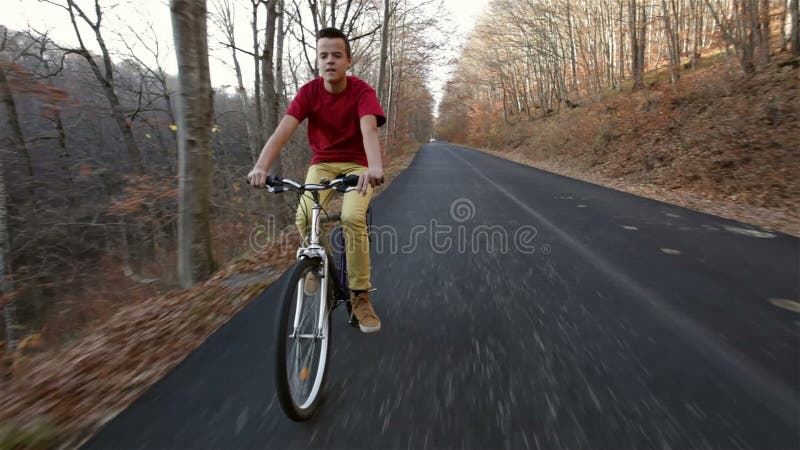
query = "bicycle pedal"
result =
(346, 305, 360, 328)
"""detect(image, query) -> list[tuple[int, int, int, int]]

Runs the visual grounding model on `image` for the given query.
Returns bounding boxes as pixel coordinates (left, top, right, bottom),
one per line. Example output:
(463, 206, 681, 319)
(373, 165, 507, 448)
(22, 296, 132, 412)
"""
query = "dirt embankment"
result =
(479, 54, 799, 236)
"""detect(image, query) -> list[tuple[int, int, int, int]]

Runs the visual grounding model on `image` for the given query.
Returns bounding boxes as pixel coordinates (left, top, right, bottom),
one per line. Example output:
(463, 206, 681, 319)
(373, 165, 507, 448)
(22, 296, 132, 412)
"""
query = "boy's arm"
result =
(357, 114, 384, 195)
(248, 115, 301, 187)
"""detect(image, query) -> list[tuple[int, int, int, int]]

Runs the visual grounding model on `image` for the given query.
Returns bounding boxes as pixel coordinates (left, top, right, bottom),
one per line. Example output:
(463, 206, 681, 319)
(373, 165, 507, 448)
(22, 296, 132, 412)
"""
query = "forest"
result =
(439, 0, 799, 140)
(1, 0, 440, 352)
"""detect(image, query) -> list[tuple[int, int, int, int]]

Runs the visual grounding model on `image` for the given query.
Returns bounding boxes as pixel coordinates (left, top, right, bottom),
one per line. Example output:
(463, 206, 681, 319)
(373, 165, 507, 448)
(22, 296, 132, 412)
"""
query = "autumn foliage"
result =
(437, 0, 799, 235)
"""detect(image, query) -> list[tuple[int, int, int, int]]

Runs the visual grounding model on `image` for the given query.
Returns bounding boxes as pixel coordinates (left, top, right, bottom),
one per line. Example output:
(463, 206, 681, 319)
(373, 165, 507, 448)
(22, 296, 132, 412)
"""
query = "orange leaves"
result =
(111, 196, 146, 215)
(2, 62, 70, 104)
(464, 99, 505, 148)
(0, 289, 21, 307)
(106, 175, 178, 217)
(0, 241, 294, 449)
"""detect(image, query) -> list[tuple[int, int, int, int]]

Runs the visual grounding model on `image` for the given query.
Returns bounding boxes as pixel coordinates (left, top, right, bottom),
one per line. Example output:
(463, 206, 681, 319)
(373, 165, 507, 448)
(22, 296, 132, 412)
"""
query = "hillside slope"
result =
(477, 54, 799, 236)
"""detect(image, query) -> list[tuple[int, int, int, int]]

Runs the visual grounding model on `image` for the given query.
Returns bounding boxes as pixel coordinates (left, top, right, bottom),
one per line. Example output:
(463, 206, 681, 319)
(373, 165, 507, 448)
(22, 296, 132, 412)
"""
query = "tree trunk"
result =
(50, 107, 81, 215)
(276, 0, 285, 104)
(759, 0, 770, 63)
(170, 0, 217, 287)
(780, 0, 790, 51)
(619, 0, 626, 82)
(236, 75, 258, 164)
(309, 0, 322, 31)
(383, 37, 394, 147)
(606, 2, 616, 89)
(662, 0, 681, 82)
(0, 131, 17, 352)
(792, 0, 800, 56)
(671, 0, 682, 58)
(262, 0, 277, 134)
(0, 64, 34, 182)
(163, 81, 177, 125)
(567, 2, 579, 91)
(377, 0, 391, 107)
(54, 110, 74, 184)
(261, 0, 288, 224)
(262, 0, 282, 177)
(630, 0, 645, 89)
(251, 0, 265, 146)
(105, 83, 144, 173)
(691, 0, 703, 64)
(741, 0, 757, 72)
(0, 62, 39, 236)
(638, 2, 647, 81)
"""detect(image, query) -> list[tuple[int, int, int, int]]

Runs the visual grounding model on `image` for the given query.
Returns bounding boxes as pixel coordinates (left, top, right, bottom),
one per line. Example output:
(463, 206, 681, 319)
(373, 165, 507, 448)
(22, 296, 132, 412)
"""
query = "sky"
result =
(2, 0, 488, 110)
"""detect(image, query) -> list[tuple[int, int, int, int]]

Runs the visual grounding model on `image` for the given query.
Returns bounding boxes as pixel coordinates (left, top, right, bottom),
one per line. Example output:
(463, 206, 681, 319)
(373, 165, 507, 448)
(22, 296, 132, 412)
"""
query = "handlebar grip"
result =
(245, 175, 282, 189)
(341, 174, 360, 187)
(266, 175, 283, 187)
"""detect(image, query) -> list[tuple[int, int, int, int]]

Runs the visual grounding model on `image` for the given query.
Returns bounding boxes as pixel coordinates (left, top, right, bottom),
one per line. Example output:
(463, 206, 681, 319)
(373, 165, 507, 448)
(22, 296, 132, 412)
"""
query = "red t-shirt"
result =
(286, 76, 386, 167)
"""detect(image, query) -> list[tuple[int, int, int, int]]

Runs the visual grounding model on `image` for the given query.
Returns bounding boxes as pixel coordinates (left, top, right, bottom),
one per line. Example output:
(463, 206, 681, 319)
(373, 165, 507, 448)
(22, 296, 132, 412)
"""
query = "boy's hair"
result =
(316, 27, 351, 59)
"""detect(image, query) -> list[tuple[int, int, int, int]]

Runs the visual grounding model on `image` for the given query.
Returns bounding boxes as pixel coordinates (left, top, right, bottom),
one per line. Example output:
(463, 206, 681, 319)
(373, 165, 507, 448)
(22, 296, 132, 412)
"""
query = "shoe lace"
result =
(353, 295, 377, 320)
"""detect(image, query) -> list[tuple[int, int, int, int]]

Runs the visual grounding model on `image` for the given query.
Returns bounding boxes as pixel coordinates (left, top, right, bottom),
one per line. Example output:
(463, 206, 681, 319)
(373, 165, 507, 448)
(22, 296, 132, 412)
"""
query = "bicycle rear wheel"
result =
(275, 257, 331, 421)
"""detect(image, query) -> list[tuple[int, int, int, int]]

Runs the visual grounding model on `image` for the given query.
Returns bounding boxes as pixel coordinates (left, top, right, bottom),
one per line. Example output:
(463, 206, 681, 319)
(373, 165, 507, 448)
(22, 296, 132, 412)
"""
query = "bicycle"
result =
(261, 174, 364, 421)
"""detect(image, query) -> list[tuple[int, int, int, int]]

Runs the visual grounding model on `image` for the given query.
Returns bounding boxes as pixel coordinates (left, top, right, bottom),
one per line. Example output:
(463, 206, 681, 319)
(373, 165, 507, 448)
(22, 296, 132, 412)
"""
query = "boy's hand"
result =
(357, 167, 384, 195)
(247, 167, 269, 187)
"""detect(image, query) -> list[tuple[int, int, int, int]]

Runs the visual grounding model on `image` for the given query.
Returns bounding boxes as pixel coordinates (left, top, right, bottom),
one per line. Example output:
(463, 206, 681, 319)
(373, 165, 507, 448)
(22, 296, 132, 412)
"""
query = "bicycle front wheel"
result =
(275, 257, 331, 421)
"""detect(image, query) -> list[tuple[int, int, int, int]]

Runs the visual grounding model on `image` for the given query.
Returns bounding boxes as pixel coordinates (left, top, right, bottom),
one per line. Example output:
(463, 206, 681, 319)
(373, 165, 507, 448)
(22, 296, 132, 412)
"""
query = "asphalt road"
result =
(85, 143, 800, 449)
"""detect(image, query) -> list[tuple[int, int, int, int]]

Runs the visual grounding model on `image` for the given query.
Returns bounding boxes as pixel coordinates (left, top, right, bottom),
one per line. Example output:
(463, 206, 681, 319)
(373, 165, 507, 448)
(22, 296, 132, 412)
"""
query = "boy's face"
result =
(317, 37, 351, 85)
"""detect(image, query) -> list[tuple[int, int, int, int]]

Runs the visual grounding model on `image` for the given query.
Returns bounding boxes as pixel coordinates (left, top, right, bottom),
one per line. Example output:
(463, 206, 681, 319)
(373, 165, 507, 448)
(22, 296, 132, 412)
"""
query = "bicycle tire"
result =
(274, 257, 332, 421)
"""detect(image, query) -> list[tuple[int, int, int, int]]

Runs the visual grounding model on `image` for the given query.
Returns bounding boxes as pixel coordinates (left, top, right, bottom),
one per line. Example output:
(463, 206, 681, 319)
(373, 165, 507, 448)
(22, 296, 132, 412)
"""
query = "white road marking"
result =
(447, 147, 800, 429)
(724, 226, 776, 239)
(769, 298, 800, 313)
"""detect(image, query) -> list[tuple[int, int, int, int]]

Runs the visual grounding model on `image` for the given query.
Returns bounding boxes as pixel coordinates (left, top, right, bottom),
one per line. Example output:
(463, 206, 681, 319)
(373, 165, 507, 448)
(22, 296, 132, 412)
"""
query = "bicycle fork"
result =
(291, 192, 329, 340)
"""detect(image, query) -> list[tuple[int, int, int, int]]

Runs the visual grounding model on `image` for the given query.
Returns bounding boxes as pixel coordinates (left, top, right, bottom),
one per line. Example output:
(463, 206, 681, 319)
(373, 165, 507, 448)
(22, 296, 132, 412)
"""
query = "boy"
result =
(247, 27, 386, 333)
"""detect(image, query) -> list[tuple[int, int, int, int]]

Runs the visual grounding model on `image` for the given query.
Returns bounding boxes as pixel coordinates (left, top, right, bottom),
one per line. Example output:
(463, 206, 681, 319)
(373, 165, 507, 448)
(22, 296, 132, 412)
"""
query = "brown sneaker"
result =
(350, 291, 381, 333)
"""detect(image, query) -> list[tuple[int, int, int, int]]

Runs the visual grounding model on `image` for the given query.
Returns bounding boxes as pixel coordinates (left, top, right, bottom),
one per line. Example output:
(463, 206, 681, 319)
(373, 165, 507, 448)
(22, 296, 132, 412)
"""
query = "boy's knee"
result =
(340, 209, 366, 232)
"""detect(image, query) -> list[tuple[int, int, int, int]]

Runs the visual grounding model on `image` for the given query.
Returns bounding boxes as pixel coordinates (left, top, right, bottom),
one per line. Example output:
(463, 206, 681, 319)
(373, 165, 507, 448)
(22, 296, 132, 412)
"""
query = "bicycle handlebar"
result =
(260, 174, 361, 193)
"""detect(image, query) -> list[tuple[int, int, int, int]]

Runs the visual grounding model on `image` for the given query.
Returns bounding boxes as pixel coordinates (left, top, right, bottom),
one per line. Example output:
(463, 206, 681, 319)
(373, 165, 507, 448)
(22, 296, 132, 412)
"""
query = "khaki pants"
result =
(295, 162, 373, 291)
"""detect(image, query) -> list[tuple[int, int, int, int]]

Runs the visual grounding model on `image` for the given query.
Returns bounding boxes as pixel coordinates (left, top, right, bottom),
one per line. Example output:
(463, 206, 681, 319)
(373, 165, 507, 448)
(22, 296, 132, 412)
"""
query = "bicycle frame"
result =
(293, 190, 354, 338)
